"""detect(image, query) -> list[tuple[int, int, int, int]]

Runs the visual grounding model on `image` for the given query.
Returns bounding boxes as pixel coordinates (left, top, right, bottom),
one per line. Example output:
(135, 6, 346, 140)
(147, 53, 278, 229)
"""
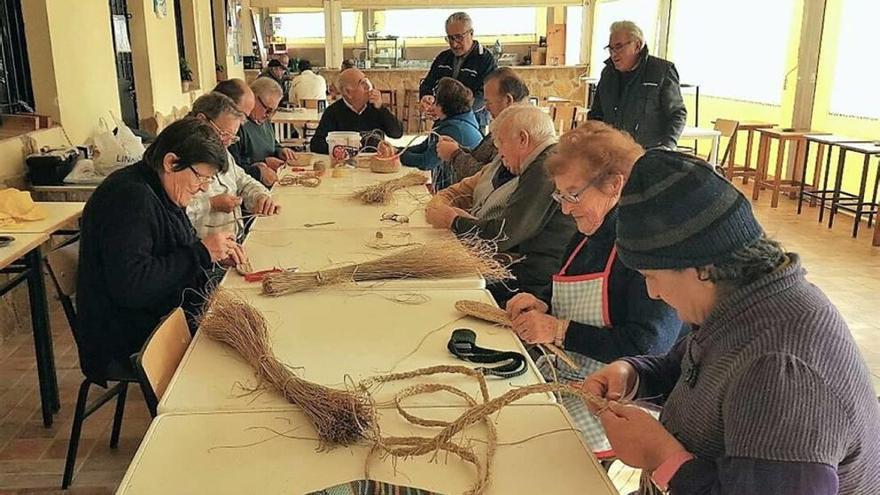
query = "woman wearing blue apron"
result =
(505, 122, 686, 454)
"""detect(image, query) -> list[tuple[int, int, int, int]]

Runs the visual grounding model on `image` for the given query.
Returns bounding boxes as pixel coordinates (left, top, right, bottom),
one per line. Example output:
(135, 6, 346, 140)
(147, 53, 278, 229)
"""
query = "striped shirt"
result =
(625, 254, 880, 493)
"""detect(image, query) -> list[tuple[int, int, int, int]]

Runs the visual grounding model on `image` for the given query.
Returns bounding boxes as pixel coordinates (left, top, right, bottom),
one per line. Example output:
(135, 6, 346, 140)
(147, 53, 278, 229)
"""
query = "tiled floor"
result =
(0, 188, 877, 494)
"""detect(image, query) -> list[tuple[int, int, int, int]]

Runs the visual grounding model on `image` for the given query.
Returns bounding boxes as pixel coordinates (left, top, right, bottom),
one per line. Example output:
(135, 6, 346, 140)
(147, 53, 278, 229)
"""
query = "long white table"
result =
(681, 126, 722, 164)
(252, 190, 432, 231)
(117, 405, 617, 495)
(224, 228, 485, 290)
(159, 288, 551, 414)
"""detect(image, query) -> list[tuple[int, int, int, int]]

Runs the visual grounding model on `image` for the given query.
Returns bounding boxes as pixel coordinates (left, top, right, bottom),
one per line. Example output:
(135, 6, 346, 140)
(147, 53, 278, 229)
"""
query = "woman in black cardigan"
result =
(76, 118, 245, 381)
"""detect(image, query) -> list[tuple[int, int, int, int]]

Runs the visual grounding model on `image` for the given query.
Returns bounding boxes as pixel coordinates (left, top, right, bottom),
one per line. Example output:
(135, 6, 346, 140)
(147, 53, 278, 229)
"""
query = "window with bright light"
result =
(590, 0, 659, 76)
(829, 0, 880, 118)
(274, 11, 360, 41)
(381, 8, 539, 39)
(565, 6, 583, 66)
(669, 0, 795, 104)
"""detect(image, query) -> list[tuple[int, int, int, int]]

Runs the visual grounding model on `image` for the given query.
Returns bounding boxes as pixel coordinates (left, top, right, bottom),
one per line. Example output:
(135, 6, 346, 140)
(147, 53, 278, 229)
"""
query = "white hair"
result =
(610, 20, 644, 45)
(489, 105, 556, 144)
(446, 11, 473, 30)
(250, 77, 283, 100)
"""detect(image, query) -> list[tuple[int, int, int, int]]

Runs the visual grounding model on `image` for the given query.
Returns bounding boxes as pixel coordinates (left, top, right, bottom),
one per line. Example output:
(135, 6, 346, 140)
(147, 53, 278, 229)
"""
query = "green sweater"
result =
(229, 119, 289, 181)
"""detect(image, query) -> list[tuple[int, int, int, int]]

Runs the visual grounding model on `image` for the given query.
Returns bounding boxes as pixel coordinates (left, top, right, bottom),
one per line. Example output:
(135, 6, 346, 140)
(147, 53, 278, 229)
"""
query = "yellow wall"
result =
(0, 128, 70, 186)
(21, 0, 121, 144)
(810, 0, 880, 195)
(213, 0, 247, 81)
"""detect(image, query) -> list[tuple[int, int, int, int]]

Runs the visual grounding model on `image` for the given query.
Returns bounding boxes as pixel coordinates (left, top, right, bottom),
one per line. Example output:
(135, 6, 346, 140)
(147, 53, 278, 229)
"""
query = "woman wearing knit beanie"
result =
(583, 146, 880, 494)
(504, 121, 685, 456)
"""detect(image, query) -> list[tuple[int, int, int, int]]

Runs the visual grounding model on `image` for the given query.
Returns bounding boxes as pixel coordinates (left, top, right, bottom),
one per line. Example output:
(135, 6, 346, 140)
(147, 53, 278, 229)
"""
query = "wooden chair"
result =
(132, 308, 193, 416)
(379, 89, 398, 118)
(711, 118, 740, 176)
(550, 104, 578, 134)
(299, 99, 326, 110)
(52, 240, 191, 488)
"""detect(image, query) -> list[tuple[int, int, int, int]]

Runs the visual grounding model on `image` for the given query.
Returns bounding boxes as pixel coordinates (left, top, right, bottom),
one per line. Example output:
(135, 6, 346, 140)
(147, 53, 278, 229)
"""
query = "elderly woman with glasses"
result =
(505, 121, 685, 454)
(186, 91, 280, 240)
(76, 118, 247, 382)
(228, 77, 297, 187)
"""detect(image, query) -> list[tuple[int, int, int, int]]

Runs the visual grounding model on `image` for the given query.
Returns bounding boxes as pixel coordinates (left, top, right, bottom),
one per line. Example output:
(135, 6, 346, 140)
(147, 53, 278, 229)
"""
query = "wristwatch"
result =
(650, 451, 695, 493)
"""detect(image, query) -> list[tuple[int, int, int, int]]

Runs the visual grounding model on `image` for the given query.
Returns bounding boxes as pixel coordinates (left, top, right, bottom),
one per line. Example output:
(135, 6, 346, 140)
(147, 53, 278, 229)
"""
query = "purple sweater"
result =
(624, 255, 880, 494)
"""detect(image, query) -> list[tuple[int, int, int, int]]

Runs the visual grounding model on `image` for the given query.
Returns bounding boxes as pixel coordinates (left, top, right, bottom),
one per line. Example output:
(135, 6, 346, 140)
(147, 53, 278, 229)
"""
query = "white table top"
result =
(804, 134, 874, 145)
(251, 190, 431, 231)
(0, 202, 84, 234)
(272, 108, 321, 123)
(680, 126, 721, 139)
(0, 233, 49, 270)
(226, 228, 484, 290)
(839, 141, 880, 154)
(158, 288, 551, 414)
(274, 166, 430, 196)
(117, 405, 617, 495)
(31, 184, 99, 192)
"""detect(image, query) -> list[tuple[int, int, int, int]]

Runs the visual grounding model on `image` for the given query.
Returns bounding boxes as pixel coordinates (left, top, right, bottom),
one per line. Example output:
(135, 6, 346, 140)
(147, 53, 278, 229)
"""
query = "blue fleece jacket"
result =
(400, 111, 482, 190)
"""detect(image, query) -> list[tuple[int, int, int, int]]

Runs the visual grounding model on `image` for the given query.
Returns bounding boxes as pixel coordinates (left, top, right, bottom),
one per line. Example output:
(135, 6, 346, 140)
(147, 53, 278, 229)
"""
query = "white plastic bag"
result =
(64, 159, 104, 184)
(93, 115, 144, 175)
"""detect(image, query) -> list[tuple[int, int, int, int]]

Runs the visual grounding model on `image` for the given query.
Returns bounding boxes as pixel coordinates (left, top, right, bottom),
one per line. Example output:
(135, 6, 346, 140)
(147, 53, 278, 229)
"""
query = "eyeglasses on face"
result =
(604, 40, 635, 54)
(207, 119, 240, 144)
(188, 165, 216, 185)
(446, 29, 473, 43)
(551, 181, 593, 204)
(257, 95, 277, 116)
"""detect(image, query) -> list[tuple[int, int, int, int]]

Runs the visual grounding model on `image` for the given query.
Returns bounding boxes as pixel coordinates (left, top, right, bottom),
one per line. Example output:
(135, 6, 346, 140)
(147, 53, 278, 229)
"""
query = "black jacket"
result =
(451, 144, 577, 305)
(76, 162, 212, 380)
(588, 46, 687, 150)
(419, 41, 497, 116)
(309, 99, 403, 154)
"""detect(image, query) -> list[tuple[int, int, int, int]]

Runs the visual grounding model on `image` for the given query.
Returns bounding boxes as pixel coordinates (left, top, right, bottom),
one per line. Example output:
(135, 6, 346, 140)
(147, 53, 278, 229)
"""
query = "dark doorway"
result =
(109, 0, 139, 129)
(0, 0, 34, 114)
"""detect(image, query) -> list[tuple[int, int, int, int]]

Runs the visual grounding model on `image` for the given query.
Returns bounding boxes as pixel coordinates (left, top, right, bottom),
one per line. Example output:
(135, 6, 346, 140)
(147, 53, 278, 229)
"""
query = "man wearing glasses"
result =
(419, 12, 497, 128)
(588, 20, 686, 151)
(186, 89, 280, 241)
(228, 77, 298, 187)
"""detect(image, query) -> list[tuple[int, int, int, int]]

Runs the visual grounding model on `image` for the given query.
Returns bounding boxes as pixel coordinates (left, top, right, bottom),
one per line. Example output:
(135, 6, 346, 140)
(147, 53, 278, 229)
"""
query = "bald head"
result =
(337, 68, 370, 111)
(213, 78, 255, 115)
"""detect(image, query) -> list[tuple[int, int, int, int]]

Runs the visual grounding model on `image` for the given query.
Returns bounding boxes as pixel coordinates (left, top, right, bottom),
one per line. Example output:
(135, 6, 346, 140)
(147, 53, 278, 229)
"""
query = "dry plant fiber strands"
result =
(360, 365, 612, 495)
(198, 289, 374, 448)
(353, 171, 428, 205)
(262, 236, 512, 297)
(454, 300, 578, 370)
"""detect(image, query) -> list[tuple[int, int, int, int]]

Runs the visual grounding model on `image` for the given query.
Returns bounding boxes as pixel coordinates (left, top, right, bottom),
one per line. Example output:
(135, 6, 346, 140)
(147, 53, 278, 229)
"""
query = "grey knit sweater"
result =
(625, 255, 880, 494)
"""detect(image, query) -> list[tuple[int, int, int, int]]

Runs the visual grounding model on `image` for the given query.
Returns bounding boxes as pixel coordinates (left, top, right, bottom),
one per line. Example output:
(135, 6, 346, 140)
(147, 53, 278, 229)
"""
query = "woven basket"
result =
(355, 153, 375, 169)
(370, 156, 402, 173)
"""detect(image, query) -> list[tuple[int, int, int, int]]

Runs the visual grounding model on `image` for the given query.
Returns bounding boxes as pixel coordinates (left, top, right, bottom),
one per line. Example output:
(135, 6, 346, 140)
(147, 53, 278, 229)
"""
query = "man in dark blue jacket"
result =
(588, 20, 686, 150)
(419, 12, 497, 127)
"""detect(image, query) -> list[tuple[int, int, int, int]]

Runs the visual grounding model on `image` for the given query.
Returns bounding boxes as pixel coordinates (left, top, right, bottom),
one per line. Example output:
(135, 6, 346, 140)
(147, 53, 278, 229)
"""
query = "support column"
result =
(791, 0, 827, 130)
(323, 0, 343, 69)
(580, 0, 592, 66)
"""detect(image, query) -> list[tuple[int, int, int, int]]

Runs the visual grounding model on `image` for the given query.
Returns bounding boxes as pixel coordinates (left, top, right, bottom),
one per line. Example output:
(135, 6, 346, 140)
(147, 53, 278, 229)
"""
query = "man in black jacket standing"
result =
(588, 20, 686, 150)
(419, 12, 497, 128)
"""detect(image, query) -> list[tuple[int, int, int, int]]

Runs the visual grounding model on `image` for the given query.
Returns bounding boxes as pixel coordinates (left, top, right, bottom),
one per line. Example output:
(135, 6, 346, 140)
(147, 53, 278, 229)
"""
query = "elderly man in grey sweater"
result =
(584, 150, 880, 494)
(426, 105, 576, 305)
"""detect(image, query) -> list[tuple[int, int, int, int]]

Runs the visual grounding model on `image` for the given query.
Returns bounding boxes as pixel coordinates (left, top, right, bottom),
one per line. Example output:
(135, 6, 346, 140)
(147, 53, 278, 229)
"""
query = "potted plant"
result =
(180, 57, 194, 92)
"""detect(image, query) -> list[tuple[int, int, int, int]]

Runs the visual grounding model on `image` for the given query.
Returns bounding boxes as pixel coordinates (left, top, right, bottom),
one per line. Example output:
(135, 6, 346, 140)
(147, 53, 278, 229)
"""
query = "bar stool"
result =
(752, 128, 828, 208)
(727, 121, 775, 184)
(379, 89, 398, 118)
(828, 142, 880, 238)
(401, 88, 424, 134)
(796, 135, 873, 221)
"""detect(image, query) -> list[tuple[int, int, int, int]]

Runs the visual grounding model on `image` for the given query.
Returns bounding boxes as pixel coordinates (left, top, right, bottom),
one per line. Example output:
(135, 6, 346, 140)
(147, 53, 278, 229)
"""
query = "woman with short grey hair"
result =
(584, 149, 880, 494)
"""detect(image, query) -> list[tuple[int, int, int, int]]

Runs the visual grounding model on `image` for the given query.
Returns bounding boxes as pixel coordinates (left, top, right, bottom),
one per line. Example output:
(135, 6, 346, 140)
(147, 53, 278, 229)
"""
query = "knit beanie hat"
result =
(616, 150, 764, 270)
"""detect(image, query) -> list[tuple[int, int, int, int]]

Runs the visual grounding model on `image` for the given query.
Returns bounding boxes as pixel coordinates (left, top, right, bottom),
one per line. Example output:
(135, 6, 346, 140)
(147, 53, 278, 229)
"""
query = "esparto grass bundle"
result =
(352, 171, 428, 204)
(262, 236, 513, 297)
(198, 289, 374, 448)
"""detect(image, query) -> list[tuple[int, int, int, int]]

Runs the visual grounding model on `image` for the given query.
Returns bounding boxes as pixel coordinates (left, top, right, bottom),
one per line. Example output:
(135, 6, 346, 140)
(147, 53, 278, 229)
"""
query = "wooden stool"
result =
(379, 89, 398, 118)
(828, 142, 880, 238)
(401, 89, 422, 134)
(728, 121, 775, 183)
(796, 135, 873, 222)
(752, 128, 827, 208)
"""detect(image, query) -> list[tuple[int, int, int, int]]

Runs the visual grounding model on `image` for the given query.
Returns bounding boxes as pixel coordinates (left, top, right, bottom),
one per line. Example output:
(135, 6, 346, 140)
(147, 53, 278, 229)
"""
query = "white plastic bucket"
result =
(327, 131, 361, 165)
